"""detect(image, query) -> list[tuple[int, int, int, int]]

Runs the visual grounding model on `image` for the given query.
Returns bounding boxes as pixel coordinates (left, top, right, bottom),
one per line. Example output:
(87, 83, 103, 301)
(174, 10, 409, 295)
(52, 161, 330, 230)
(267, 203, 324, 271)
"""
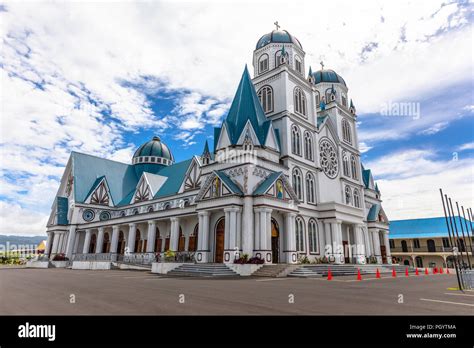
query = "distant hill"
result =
(0, 235, 46, 247)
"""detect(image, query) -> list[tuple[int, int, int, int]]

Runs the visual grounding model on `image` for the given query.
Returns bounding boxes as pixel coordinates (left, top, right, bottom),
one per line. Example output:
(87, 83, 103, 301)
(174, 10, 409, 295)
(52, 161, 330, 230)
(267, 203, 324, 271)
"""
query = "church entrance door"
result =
(271, 219, 279, 263)
(215, 218, 225, 263)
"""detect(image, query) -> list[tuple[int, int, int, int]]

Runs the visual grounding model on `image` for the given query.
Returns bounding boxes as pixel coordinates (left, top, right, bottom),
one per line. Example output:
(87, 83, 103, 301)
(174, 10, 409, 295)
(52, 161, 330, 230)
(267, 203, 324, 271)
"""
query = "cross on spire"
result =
(320, 61, 325, 70)
(274, 21, 280, 30)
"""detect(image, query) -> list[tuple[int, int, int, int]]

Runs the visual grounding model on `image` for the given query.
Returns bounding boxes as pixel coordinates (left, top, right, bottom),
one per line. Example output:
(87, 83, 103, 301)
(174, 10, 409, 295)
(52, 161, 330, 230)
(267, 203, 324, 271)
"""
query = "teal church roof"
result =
(153, 159, 193, 198)
(215, 171, 243, 195)
(133, 136, 173, 161)
(390, 217, 472, 239)
(253, 171, 282, 195)
(219, 66, 272, 146)
(256, 30, 302, 49)
(367, 204, 381, 221)
(312, 69, 346, 86)
(72, 152, 138, 205)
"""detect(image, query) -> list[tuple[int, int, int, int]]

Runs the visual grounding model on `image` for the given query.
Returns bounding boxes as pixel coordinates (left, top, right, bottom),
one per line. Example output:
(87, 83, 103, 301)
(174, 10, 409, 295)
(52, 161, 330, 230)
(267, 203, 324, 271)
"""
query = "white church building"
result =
(45, 27, 391, 267)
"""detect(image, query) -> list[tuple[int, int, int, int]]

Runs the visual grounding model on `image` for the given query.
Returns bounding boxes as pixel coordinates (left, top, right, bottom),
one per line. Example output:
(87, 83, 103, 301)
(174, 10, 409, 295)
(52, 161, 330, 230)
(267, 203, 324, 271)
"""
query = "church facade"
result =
(45, 27, 391, 266)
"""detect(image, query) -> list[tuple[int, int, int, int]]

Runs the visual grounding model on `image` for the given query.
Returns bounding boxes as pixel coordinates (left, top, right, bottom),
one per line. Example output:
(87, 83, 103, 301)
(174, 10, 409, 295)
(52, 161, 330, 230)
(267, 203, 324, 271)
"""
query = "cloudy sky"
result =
(0, 0, 473, 236)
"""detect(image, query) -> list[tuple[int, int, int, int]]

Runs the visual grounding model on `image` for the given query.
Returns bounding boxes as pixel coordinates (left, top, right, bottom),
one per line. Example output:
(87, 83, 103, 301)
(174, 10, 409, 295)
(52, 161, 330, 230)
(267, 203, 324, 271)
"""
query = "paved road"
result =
(0, 268, 473, 315)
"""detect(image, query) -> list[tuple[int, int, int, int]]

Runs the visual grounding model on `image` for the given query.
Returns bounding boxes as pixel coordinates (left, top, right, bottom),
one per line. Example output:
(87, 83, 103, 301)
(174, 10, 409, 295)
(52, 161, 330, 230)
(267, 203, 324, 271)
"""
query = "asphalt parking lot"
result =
(0, 268, 473, 315)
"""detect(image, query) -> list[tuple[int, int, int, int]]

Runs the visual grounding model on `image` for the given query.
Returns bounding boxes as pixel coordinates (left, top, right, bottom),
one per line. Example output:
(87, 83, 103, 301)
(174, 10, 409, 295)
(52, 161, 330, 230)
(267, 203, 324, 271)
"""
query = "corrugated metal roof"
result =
(390, 216, 472, 238)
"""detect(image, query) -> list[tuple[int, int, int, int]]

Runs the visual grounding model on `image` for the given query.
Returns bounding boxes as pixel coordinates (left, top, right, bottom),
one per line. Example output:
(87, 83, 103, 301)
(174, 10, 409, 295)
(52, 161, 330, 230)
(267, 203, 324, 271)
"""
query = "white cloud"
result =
(359, 142, 373, 153)
(418, 121, 449, 135)
(0, 1, 471, 235)
(366, 149, 474, 220)
(0, 201, 49, 236)
(458, 142, 474, 151)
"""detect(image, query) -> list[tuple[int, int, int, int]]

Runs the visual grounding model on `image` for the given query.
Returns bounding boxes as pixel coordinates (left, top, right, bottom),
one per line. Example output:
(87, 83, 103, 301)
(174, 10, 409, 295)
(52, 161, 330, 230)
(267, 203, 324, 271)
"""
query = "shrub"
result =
(247, 256, 264, 264)
(298, 255, 310, 264)
(52, 253, 69, 261)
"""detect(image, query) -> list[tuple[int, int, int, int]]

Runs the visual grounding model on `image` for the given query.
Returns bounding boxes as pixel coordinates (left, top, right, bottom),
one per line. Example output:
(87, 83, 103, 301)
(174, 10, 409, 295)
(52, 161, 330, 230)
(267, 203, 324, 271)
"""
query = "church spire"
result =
(221, 65, 270, 146)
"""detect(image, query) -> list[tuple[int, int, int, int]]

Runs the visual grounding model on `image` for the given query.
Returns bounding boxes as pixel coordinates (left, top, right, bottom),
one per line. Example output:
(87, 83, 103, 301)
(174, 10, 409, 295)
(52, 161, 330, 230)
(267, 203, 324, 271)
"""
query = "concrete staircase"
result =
(251, 264, 300, 278)
(288, 264, 416, 278)
(166, 263, 239, 277)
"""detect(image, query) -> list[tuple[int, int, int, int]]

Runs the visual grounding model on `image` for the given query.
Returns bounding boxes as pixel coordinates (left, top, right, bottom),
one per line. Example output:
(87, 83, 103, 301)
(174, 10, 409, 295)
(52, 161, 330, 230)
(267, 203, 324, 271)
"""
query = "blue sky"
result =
(0, 0, 472, 235)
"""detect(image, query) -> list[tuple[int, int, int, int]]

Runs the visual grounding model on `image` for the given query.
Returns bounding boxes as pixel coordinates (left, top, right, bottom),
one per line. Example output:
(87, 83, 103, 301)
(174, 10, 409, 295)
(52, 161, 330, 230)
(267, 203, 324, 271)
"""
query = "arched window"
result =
(401, 240, 408, 252)
(291, 125, 301, 156)
(295, 217, 305, 252)
(294, 87, 307, 116)
(350, 155, 358, 179)
(304, 131, 313, 160)
(178, 227, 185, 252)
(353, 189, 360, 208)
(342, 150, 350, 177)
(345, 186, 352, 205)
(257, 85, 273, 113)
(308, 219, 318, 253)
(258, 54, 269, 74)
(306, 172, 315, 204)
(292, 168, 303, 201)
(342, 119, 352, 144)
(294, 55, 302, 74)
(315, 91, 320, 107)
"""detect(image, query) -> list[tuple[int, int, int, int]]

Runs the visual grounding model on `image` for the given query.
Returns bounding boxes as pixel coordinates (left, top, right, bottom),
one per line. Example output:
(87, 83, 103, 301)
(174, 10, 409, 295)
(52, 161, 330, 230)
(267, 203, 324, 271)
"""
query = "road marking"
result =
(419, 298, 474, 307)
(256, 278, 294, 282)
(144, 277, 164, 281)
(443, 292, 474, 297)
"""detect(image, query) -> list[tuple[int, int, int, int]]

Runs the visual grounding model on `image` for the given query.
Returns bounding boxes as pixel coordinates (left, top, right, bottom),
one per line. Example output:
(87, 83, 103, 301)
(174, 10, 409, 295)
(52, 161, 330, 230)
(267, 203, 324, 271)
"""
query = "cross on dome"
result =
(274, 21, 280, 30)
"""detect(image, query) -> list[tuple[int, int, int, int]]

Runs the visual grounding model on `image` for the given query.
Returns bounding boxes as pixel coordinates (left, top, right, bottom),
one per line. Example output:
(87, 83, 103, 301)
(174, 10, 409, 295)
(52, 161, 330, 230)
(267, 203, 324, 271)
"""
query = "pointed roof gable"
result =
(202, 140, 210, 156)
(215, 170, 243, 195)
(72, 152, 138, 205)
(222, 66, 271, 145)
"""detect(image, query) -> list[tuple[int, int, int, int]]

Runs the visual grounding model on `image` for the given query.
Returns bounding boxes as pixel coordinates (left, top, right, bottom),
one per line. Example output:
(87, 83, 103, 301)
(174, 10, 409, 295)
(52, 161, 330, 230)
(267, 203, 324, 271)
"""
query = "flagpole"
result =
(449, 198, 467, 269)
(462, 206, 474, 258)
(456, 202, 472, 269)
(439, 189, 463, 290)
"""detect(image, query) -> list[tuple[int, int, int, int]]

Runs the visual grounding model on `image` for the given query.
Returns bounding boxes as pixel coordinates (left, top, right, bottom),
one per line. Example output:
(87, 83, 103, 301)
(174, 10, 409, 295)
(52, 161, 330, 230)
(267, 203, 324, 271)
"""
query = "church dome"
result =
(132, 136, 174, 166)
(256, 30, 303, 50)
(312, 69, 346, 87)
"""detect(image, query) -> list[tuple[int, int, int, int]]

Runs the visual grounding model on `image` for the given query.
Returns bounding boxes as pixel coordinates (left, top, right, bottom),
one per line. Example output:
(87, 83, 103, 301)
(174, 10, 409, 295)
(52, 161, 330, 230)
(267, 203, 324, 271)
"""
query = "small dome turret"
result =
(132, 136, 173, 176)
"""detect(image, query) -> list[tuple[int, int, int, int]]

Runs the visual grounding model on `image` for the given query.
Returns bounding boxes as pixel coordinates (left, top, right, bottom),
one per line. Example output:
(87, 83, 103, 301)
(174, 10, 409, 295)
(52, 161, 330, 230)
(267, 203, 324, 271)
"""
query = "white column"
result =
(224, 209, 231, 251)
(236, 209, 242, 251)
(73, 232, 80, 254)
(363, 227, 371, 257)
(169, 217, 179, 251)
(197, 211, 210, 263)
(111, 226, 119, 254)
(332, 221, 344, 264)
(83, 229, 92, 254)
(51, 233, 59, 255)
(324, 222, 332, 259)
(253, 208, 261, 251)
(127, 223, 136, 253)
(354, 224, 366, 264)
(371, 230, 382, 263)
(96, 227, 104, 253)
(284, 212, 297, 264)
(224, 207, 239, 262)
(242, 196, 254, 256)
(45, 232, 53, 256)
(146, 221, 156, 252)
(56, 233, 64, 253)
(263, 208, 272, 263)
(65, 225, 77, 259)
(382, 230, 392, 264)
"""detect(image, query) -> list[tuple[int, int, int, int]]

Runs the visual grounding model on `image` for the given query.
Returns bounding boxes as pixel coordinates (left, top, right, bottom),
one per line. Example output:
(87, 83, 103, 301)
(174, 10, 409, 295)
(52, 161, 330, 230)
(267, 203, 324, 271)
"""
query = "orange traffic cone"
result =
(376, 268, 381, 279)
(415, 268, 419, 276)
(327, 268, 332, 281)
(357, 268, 362, 281)
(405, 268, 409, 277)
(433, 267, 437, 274)
(392, 268, 397, 277)
(440, 267, 444, 274)
(425, 268, 429, 275)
